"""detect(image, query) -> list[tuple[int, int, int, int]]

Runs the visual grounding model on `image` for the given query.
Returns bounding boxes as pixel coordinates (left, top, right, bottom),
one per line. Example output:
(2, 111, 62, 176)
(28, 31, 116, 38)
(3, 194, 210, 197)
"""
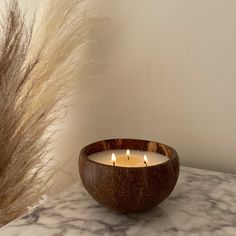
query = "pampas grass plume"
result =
(0, 0, 98, 226)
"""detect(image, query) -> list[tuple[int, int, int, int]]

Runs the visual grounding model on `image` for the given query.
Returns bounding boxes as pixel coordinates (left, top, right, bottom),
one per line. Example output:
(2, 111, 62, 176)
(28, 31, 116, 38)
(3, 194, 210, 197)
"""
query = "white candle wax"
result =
(88, 149, 169, 167)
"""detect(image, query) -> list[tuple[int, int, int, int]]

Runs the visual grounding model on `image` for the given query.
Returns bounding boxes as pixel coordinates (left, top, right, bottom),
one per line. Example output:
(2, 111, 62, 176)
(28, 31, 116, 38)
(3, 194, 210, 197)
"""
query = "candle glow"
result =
(89, 150, 168, 167)
(126, 149, 130, 160)
(144, 154, 148, 166)
(112, 153, 116, 166)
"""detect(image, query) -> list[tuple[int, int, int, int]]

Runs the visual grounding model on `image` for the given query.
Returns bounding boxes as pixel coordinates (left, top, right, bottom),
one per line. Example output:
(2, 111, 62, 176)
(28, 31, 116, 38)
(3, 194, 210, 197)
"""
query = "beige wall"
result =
(5, 0, 236, 192)
(76, 0, 236, 175)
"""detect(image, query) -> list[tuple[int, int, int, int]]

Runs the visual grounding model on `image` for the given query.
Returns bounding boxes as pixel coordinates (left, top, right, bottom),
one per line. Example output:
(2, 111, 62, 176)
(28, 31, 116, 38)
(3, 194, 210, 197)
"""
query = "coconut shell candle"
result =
(79, 139, 179, 213)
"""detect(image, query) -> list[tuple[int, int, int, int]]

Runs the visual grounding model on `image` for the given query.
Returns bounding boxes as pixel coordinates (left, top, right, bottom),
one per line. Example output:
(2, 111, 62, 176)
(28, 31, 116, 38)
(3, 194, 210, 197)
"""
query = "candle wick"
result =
(127, 155, 129, 160)
(113, 162, 115, 167)
(144, 161, 147, 167)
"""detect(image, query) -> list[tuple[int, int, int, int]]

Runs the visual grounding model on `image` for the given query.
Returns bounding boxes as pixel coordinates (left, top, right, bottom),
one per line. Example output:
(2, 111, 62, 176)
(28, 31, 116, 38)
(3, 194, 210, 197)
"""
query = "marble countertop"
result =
(1, 166, 236, 236)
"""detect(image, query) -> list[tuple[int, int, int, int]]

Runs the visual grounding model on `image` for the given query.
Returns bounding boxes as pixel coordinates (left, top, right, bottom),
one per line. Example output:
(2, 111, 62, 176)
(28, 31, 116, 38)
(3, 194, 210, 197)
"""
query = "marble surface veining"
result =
(1, 166, 236, 236)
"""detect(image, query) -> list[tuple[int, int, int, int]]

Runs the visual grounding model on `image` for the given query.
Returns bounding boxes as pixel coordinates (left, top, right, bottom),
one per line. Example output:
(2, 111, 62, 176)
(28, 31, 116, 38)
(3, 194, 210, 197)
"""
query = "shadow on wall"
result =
(73, 0, 236, 175)
(16, 0, 236, 195)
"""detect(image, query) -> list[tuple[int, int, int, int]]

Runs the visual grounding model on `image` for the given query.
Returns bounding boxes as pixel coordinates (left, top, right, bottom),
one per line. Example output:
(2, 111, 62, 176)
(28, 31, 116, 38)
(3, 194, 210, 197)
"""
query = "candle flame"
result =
(112, 153, 116, 165)
(126, 149, 130, 160)
(144, 154, 148, 166)
(126, 149, 130, 156)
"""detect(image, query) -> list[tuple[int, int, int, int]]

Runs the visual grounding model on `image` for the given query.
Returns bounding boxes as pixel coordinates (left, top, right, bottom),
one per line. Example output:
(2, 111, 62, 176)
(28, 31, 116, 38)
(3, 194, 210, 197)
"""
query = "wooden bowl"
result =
(79, 139, 179, 213)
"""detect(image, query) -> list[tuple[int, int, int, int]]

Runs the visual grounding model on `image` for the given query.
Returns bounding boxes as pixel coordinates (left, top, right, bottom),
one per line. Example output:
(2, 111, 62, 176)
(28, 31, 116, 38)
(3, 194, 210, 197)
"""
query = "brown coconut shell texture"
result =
(79, 139, 179, 213)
